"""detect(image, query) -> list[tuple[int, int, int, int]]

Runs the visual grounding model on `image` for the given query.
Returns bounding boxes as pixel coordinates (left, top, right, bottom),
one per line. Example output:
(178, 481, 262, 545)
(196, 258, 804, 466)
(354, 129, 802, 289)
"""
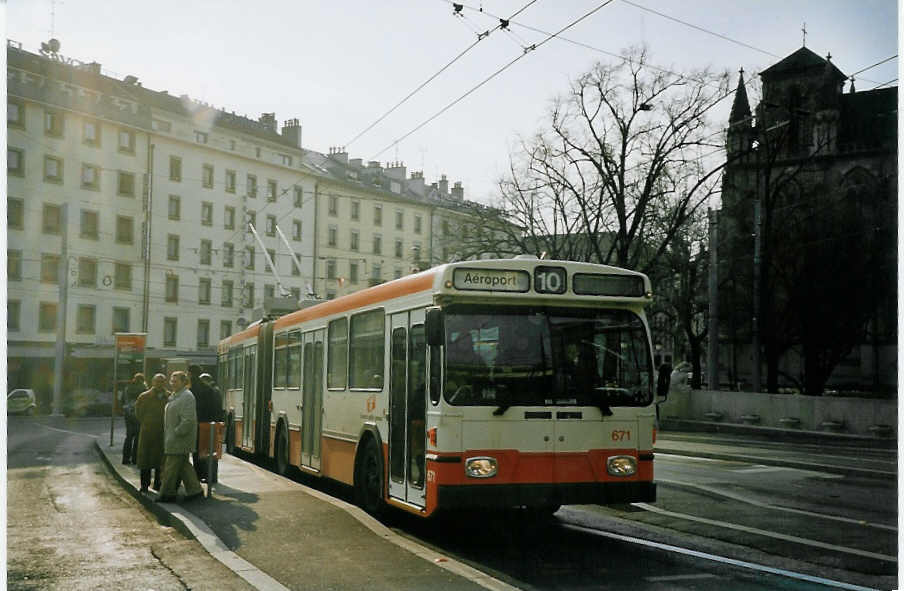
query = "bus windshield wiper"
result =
(492, 404, 511, 416)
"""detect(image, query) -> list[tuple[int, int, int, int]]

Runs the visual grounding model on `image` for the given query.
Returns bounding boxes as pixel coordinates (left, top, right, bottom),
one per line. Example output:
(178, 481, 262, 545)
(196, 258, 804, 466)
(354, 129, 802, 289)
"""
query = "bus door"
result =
(388, 310, 427, 508)
(301, 329, 325, 470)
(242, 345, 257, 449)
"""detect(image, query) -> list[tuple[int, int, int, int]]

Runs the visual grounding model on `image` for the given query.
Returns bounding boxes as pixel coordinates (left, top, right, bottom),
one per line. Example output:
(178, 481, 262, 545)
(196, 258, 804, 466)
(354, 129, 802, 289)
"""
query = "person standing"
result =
(121, 373, 146, 465)
(156, 371, 203, 503)
(188, 365, 223, 483)
(135, 374, 168, 493)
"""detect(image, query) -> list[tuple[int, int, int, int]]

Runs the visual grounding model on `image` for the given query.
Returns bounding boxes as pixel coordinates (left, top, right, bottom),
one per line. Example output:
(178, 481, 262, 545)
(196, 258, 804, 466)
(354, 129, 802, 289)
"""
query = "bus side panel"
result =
(321, 436, 356, 485)
(289, 427, 302, 466)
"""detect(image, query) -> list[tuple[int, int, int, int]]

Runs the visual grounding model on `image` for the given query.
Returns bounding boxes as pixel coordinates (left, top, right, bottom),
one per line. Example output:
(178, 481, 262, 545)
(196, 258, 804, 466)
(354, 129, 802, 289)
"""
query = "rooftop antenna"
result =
(50, 0, 64, 38)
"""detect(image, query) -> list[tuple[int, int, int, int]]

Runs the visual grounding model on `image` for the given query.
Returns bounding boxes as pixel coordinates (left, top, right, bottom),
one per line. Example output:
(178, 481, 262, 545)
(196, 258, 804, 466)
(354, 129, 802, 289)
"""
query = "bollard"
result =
(207, 421, 215, 498)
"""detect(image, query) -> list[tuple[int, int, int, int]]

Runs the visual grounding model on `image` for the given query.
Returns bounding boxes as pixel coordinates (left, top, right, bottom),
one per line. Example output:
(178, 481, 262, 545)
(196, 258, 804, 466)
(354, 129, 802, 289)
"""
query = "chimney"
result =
(281, 118, 302, 148)
(438, 174, 449, 196)
(349, 158, 363, 169)
(328, 146, 348, 165)
(367, 161, 382, 170)
(385, 161, 406, 181)
(259, 112, 277, 132)
(451, 181, 464, 201)
(408, 171, 425, 195)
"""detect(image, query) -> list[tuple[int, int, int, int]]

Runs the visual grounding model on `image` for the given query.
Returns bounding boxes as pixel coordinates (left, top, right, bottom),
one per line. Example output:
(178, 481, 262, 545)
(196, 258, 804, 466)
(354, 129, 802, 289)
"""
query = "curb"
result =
(660, 419, 897, 447)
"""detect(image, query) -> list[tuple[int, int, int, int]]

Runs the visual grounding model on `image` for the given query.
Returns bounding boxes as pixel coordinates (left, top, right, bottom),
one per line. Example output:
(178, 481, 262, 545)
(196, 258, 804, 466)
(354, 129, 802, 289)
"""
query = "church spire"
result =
(729, 68, 751, 126)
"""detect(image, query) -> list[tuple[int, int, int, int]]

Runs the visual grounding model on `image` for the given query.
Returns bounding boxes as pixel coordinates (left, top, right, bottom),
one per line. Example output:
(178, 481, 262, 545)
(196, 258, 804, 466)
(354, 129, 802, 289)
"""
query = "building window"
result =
(201, 201, 213, 226)
(152, 118, 171, 132)
(229, 139, 236, 151)
(44, 155, 63, 183)
(82, 120, 101, 146)
(118, 129, 135, 153)
(80, 209, 99, 239)
(78, 257, 97, 287)
(41, 253, 60, 283)
(326, 259, 337, 280)
(199, 278, 211, 304)
(328, 226, 337, 247)
(265, 249, 276, 272)
(168, 195, 181, 220)
(292, 254, 301, 276)
(112, 307, 130, 333)
(328, 196, 338, 216)
(351, 201, 360, 221)
(371, 263, 382, 283)
(197, 320, 210, 348)
(243, 283, 255, 308)
(225, 169, 236, 193)
(200, 239, 212, 265)
(266, 215, 276, 236)
(43, 203, 62, 234)
(245, 246, 255, 270)
(8, 198, 24, 229)
(222, 280, 233, 307)
(292, 219, 302, 241)
(350, 262, 359, 284)
(202, 164, 214, 188)
(167, 234, 180, 260)
(8, 250, 22, 281)
(374, 204, 382, 226)
(247, 174, 257, 198)
(350, 230, 359, 251)
(194, 130, 208, 144)
(117, 171, 135, 197)
(293, 186, 303, 207)
(169, 156, 182, 181)
(394, 267, 403, 280)
(290, 287, 300, 301)
(395, 210, 403, 230)
(81, 163, 100, 189)
(220, 320, 232, 339)
(8, 148, 24, 176)
(44, 109, 63, 137)
(280, 154, 293, 166)
(116, 215, 134, 244)
(223, 243, 234, 268)
(394, 239, 403, 259)
(114, 263, 132, 290)
(247, 210, 256, 229)
(76, 304, 96, 334)
(415, 215, 422, 234)
(165, 275, 179, 302)
(224, 206, 235, 229)
(8, 300, 20, 332)
(255, 147, 261, 158)
(267, 179, 277, 202)
(264, 284, 275, 301)
(163, 317, 177, 347)
(39, 302, 58, 332)
(442, 219, 450, 236)
(373, 234, 382, 255)
(8, 100, 24, 128)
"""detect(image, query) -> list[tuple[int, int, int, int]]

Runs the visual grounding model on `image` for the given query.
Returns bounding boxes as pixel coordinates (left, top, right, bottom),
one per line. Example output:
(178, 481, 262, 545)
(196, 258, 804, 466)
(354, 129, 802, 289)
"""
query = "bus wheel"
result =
(275, 423, 289, 476)
(355, 437, 384, 517)
(225, 414, 235, 455)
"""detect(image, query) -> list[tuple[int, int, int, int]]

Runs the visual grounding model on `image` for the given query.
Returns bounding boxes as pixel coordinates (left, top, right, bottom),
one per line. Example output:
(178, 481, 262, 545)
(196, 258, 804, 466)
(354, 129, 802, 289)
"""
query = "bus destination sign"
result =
(453, 268, 530, 292)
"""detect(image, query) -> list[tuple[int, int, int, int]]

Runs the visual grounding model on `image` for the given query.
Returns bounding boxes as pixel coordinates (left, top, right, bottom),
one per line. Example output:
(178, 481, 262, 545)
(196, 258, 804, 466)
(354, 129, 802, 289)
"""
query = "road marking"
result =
(562, 523, 883, 591)
(38, 424, 100, 438)
(632, 503, 896, 562)
(733, 465, 788, 473)
(645, 573, 719, 582)
(657, 478, 896, 531)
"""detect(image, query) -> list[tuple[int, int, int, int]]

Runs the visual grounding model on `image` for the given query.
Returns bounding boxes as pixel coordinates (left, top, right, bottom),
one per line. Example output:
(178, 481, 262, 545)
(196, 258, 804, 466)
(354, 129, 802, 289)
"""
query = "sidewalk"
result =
(96, 432, 516, 591)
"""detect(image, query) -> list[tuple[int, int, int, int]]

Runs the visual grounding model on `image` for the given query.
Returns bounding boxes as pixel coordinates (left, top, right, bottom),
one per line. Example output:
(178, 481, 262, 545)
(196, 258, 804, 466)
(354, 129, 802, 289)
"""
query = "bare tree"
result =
(484, 47, 731, 274)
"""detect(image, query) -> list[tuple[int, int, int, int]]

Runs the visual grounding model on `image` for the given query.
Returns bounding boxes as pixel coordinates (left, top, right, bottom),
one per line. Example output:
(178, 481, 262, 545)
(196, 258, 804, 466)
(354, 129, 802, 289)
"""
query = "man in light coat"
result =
(156, 371, 203, 503)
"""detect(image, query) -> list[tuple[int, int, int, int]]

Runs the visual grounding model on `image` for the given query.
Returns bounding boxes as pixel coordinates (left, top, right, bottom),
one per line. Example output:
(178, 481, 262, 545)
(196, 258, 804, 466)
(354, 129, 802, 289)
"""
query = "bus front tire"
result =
(275, 424, 289, 476)
(355, 437, 384, 517)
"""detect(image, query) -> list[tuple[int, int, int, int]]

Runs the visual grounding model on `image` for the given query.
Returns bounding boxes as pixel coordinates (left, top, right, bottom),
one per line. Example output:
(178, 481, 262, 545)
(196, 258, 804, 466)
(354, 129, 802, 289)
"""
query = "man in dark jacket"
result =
(189, 365, 223, 482)
(122, 373, 146, 464)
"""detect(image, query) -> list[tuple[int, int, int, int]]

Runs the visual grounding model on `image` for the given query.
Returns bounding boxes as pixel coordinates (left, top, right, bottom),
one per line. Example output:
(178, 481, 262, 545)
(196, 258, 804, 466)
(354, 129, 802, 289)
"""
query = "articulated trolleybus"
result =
(217, 257, 665, 517)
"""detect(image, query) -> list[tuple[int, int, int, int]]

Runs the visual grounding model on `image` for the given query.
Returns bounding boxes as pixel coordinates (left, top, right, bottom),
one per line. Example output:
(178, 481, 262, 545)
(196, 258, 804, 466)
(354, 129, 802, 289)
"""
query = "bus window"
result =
(327, 317, 348, 390)
(274, 332, 289, 388)
(349, 309, 385, 389)
(287, 330, 301, 388)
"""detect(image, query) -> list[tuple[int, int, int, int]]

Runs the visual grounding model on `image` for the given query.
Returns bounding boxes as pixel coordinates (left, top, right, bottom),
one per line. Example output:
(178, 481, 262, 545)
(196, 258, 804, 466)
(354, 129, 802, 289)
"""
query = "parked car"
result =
(8, 389, 37, 416)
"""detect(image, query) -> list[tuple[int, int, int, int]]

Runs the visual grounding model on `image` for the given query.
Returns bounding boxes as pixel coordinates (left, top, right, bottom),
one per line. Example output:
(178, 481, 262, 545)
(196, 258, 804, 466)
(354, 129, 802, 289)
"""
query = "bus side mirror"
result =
(656, 363, 672, 401)
(425, 307, 444, 347)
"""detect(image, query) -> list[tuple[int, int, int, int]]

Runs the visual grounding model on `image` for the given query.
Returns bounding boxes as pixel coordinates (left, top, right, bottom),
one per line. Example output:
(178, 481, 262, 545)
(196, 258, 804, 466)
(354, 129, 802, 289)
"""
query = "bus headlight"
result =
(607, 455, 637, 476)
(465, 457, 498, 478)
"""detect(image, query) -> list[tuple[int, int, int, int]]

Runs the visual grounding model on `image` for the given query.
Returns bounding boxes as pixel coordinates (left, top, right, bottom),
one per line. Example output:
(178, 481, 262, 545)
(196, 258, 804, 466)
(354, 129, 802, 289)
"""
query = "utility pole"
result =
(52, 203, 69, 416)
(142, 143, 155, 332)
(752, 198, 762, 393)
(706, 208, 719, 390)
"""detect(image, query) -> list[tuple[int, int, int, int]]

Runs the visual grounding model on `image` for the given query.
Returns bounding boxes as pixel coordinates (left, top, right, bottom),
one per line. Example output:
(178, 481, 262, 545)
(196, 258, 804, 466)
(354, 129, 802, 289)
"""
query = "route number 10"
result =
(534, 266, 567, 294)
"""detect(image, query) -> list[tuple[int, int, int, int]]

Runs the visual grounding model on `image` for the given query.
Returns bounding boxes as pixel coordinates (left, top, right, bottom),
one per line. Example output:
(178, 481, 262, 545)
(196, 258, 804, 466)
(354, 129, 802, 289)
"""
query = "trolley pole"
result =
(51, 203, 69, 417)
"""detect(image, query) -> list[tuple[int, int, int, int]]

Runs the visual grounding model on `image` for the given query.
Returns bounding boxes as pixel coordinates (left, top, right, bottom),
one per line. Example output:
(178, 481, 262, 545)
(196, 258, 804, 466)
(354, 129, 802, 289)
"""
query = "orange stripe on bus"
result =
(273, 270, 438, 331)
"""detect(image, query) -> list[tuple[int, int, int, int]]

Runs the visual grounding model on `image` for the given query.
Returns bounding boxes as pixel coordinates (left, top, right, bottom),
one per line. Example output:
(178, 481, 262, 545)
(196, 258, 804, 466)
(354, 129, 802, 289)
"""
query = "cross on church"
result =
(801, 22, 807, 47)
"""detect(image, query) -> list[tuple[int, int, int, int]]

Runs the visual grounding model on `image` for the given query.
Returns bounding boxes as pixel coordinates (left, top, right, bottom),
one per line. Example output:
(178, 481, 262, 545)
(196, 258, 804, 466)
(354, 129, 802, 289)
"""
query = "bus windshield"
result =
(444, 305, 653, 409)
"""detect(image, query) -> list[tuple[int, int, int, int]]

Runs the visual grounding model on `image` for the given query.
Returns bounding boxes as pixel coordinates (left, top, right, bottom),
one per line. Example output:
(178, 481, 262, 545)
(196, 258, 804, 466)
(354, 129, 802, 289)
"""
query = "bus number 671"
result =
(611, 429, 631, 442)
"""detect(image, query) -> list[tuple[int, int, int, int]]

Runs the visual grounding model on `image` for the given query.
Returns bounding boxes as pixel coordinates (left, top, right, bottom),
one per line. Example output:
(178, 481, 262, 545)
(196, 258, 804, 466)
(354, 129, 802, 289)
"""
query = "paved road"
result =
(7, 416, 254, 591)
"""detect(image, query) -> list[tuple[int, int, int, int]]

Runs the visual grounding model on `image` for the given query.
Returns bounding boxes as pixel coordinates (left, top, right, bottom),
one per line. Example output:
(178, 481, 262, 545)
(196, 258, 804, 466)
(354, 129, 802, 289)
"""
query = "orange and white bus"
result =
(217, 256, 667, 517)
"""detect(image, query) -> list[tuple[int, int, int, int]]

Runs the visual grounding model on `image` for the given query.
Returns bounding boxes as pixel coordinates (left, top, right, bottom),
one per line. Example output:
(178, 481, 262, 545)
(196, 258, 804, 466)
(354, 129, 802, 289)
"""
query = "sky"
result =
(4, 1, 899, 205)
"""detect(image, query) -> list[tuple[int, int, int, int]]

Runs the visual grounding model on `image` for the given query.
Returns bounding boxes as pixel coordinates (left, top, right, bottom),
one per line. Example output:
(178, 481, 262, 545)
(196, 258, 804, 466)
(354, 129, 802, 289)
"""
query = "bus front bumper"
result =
(436, 481, 655, 509)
